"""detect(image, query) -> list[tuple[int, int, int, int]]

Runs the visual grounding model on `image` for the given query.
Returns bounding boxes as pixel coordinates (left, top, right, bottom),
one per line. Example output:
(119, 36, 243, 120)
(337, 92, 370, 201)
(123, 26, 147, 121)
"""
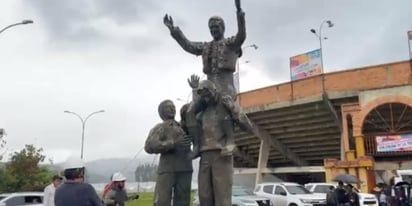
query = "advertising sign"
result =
(290, 49, 323, 81)
(376, 134, 412, 152)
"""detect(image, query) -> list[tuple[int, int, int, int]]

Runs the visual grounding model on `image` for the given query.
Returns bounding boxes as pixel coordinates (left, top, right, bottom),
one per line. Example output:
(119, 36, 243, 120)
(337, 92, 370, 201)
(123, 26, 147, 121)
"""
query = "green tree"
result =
(135, 163, 158, 181)
(0, 144, 54, 192)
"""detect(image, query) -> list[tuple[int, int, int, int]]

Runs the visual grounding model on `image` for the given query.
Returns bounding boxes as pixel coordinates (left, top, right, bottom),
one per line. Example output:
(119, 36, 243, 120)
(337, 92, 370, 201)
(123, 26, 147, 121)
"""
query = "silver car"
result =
(0, 192, 43, 206)
(193, 186, 272, 206)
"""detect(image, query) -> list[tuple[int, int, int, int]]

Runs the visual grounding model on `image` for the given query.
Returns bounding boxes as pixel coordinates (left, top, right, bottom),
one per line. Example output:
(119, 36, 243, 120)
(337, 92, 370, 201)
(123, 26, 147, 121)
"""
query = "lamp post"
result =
(0, 19, 34, 35)
(64, 110, 105, 160)
(310, 20, 334, 92)
(236, 44, 258, 93)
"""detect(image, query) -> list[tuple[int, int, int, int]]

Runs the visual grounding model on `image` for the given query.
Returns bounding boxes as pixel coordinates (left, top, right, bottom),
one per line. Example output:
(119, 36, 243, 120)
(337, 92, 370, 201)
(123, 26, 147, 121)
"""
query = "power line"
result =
(120, 146, 144, 172)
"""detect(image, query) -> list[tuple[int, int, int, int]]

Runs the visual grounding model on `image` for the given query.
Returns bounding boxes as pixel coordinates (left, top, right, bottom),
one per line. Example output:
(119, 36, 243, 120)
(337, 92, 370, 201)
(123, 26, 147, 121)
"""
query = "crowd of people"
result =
(326, 181, 360, 206)
(326, 180, 411, 206)
(42, 155, 138, 206)
(374, 183, 411, 206)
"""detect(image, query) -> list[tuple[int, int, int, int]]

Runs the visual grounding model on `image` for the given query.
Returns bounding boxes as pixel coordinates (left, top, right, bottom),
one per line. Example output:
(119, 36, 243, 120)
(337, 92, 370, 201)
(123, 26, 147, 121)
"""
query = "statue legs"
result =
(220, 115, 236, 156)
(154, 173, 173, 206)
(198, 151, 233, 206)
(153, 171, 192, 206)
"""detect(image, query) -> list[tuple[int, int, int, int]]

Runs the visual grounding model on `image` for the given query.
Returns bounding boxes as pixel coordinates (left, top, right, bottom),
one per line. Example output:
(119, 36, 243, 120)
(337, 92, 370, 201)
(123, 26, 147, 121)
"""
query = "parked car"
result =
(193, 186, 272, 206)
(304, 183, 378, 206)
(254, 182, 326, 206)
(0, 192, 43, 206)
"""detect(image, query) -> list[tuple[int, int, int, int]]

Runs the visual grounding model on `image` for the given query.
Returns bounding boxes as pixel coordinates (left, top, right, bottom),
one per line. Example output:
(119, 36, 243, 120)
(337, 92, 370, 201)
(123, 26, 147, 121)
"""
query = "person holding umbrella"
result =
(347, 184, 360, 206)
(334, 181, 349, 206)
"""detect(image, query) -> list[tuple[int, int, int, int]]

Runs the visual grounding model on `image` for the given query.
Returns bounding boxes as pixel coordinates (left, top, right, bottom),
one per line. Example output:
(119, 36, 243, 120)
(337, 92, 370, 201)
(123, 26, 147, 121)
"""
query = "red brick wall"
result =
(239, 60, 412, 108)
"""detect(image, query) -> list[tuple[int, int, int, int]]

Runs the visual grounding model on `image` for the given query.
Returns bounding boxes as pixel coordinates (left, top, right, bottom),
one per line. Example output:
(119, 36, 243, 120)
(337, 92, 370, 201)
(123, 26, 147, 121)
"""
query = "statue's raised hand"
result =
(235, 0, 242, 12)
(235, 0, 244, 16)
(163, 14, 174, 30)
(187, 74, 200, 89)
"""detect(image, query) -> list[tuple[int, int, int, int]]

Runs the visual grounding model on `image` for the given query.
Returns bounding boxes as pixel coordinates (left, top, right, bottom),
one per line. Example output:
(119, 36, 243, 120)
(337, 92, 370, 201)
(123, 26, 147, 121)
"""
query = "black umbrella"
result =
(332, 174, 362, 184)
(395, 181, 410, 187)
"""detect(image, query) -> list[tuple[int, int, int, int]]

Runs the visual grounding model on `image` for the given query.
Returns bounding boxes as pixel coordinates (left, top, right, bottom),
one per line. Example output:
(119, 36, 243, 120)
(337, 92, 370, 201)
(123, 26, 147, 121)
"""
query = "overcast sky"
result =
(0, 0, 411, 163)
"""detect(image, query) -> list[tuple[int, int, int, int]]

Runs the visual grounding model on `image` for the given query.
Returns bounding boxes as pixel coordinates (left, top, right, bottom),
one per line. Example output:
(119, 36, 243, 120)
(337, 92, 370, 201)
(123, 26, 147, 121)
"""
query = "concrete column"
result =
(358, 168, 368, 193)
(355, 136, 365, 158)
(255, 139, 270, 186)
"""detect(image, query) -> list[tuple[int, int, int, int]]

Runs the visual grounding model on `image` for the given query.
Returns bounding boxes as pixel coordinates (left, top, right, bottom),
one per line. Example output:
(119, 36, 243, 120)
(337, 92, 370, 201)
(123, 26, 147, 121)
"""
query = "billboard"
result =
(408, 31, 412, 58)
(290, 49, 323, 81)
(376, 134, 412, 152)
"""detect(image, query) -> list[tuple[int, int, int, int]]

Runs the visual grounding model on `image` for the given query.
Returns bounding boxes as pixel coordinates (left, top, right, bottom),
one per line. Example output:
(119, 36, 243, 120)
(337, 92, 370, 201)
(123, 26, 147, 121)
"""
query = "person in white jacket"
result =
(43, 175, 63, 206)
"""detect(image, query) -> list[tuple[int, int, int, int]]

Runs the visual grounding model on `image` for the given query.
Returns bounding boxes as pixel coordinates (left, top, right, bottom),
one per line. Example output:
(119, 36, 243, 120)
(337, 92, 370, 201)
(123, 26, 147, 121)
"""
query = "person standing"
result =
(103, 172, 138, 206)
(347, 184, 360, 206)
(54, 155, 102, 206)
(326, 186, 337, 206)
(43, 175, 63, 206)
(335, 181, 349, 206)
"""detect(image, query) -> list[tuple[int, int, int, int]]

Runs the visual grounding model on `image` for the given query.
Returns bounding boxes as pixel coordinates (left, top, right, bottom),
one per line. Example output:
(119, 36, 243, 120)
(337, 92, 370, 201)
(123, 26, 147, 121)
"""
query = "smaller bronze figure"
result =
(180, 75, 202, 159)
(144, 100, 193, 206)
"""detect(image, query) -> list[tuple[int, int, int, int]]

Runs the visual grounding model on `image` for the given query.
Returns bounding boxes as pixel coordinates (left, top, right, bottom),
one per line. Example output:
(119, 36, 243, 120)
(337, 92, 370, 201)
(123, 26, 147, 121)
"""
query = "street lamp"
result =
(64, 110, 105, 160)
(236, 44, 258, 93)
(0, 19, 34, 35)
(310, 20, 334, 91)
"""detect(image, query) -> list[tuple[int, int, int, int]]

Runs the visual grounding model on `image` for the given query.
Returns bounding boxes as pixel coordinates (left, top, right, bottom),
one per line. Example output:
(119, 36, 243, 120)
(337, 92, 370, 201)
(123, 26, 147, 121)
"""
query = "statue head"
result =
(197, 80, 218, 104)
(208, 16, 225, 40)
(158, 100, 176, 121)
(180, 103, 190, 123)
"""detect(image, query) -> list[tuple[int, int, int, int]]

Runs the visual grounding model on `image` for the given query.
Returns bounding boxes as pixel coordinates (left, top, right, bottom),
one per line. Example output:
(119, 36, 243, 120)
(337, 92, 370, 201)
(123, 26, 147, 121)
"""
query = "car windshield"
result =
(401, 175, 412, 183)
(232, 187, 254, 196)
(313, 185, 331, 193)
(305, 185, 312, 190)
(0, 194, 8, 201)
(285, 185, 312, 194)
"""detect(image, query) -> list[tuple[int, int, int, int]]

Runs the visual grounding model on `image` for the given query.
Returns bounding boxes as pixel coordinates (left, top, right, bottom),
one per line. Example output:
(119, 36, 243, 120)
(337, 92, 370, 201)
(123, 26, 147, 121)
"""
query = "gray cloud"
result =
(3, 0, 412, 162)
(26, 0, 162, 51)
(94, 0, 160, 25)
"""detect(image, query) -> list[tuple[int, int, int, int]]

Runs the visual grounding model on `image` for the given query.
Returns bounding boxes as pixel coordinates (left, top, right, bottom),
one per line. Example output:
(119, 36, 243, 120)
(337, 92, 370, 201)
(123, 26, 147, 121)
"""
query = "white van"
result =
(254, 182, 326, 206)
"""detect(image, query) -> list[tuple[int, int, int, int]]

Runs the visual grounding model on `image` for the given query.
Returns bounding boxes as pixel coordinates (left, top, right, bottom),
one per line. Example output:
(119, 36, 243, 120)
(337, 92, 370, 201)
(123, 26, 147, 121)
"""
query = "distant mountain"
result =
(6, 155, 200, 184)
(85, 157, 147, 183)
(84, 157, 200, 184)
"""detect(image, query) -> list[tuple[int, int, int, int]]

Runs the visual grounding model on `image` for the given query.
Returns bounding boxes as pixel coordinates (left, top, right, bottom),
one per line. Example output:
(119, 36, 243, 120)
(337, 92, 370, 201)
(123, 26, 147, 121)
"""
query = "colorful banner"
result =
(290, 49, 323, 81)
(408, 31, 412, 59)
(376, 134, 412, 152)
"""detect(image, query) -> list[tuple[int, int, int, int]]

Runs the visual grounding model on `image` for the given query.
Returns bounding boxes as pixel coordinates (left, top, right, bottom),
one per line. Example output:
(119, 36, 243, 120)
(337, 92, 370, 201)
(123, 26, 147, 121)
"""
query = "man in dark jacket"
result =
(335, 181, 349, 206)
(54, 156, 102, 206)
(347, 184, 360, 206)
(327, 186, 337, 206)
(145, 100, 193, 206)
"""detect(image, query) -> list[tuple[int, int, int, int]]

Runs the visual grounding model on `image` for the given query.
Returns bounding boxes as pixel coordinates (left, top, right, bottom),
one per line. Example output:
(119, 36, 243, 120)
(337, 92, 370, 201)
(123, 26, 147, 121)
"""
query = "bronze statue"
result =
(164, 0, 246, 100)
(144, 100, 193, 206)
(159, 1, 256, 205)
(193, 79, 249, 206)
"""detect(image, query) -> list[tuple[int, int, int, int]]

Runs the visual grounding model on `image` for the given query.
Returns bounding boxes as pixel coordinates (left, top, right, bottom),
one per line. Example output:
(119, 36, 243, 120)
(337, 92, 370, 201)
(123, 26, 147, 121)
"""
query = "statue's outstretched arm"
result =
(164, 14, 204, 56)
(232, 0, 246, 47)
